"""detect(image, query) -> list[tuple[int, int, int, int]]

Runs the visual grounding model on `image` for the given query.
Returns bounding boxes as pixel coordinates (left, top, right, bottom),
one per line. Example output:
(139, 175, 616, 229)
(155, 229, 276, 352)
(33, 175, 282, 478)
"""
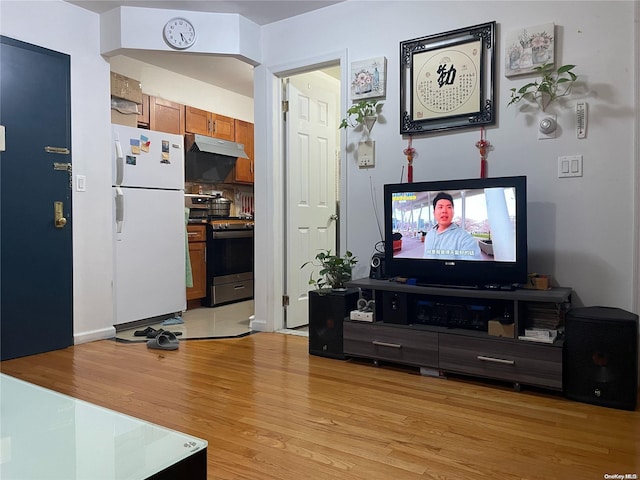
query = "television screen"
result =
(384, 176, 527, 288)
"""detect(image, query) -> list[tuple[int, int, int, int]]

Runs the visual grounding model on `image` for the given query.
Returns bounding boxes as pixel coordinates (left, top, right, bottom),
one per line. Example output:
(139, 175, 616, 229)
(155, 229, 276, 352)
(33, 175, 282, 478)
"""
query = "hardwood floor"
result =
(1, 333, 638, 479)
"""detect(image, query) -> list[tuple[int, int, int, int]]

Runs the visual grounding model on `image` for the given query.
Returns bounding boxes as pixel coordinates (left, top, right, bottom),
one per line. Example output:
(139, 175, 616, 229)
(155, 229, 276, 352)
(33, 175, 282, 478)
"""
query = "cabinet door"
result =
(438, 335, 563, 390)
(185, 106, 212, 136)
(137, 93, 150, 128)
(187, 241, 206, 300)
(149, 96, 184, 135)
(233, 120, 254, 184)
(343, 322, 439, 367)
(211, 113, 235, 140)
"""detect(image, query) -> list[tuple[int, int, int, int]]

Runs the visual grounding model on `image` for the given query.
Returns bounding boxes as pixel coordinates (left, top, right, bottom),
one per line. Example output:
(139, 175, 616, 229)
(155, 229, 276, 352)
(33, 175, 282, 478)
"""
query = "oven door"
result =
(205, 229, 254, 306)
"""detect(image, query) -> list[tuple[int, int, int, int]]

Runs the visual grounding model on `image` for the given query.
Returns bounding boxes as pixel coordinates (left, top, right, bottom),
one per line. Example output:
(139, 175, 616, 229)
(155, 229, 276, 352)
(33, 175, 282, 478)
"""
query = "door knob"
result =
(329, 214, 339, 221)
(54, 201, 67, 228)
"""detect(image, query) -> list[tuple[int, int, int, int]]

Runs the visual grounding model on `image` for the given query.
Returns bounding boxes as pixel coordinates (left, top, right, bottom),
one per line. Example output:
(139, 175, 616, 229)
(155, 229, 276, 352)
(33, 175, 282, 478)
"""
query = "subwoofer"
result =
(308, 288, 358, 359)
(564, 306, 639, 410)
(369, 252, 386, 280)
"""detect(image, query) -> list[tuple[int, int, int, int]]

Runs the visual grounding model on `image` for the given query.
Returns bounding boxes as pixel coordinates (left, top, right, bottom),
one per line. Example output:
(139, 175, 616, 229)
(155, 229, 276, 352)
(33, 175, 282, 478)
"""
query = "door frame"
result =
(252, 50, 348, 333)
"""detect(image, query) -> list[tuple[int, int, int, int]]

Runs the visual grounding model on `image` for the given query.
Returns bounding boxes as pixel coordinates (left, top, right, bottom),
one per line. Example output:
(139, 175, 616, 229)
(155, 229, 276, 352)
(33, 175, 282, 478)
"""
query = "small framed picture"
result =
(505, 23, 555, 77)
(350, 57, 386, 100)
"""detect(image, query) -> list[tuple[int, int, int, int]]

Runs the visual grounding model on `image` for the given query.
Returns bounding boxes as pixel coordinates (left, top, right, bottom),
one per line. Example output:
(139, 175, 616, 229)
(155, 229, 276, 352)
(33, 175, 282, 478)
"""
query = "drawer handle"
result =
(187, 232, 199, 236)
(372, 341, 402, 349)
(477, 355, 515, 365)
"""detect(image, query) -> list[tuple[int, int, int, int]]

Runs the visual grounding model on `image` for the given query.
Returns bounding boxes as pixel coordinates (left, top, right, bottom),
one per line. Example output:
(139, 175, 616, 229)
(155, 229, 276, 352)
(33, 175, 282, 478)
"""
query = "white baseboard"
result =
(74, 326, 116, 345)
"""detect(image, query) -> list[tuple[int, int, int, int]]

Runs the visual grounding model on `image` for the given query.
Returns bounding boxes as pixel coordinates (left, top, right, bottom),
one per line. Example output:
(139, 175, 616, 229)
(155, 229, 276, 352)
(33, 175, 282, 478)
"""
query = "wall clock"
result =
(163, 17, 196, 50)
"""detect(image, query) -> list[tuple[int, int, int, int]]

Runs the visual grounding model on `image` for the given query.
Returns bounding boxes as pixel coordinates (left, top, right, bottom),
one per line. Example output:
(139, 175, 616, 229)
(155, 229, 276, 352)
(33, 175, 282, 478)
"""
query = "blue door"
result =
(1, 36, 73, 360)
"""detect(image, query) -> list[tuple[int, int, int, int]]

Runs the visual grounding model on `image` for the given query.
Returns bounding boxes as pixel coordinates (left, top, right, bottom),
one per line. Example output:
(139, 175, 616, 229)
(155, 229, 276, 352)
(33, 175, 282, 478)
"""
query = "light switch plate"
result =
(358, 141, 375, 168)
(558, 155, 583, 178)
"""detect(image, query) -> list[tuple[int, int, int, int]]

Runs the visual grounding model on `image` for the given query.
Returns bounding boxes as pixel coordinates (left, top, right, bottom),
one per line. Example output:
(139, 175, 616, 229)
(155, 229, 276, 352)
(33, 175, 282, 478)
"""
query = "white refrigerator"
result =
(112, 124, 186, 325)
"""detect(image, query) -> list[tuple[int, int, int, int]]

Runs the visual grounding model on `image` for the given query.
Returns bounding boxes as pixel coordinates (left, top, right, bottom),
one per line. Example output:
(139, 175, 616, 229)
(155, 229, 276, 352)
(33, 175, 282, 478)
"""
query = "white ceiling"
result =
(66, 1, 344, 98)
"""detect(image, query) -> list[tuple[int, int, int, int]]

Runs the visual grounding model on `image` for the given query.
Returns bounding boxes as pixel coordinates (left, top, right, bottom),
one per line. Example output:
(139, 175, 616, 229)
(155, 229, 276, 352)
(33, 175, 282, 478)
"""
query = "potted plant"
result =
(508, 63, 578, 111)
(339, 100, 382, 131)
(302, 249, 359, 359)
(302, 249, 358, 291)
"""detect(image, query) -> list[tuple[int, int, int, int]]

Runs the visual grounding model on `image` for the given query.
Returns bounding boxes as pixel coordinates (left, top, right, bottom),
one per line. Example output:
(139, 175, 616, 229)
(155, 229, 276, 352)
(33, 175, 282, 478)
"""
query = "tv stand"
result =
(344, 278, 572, 391)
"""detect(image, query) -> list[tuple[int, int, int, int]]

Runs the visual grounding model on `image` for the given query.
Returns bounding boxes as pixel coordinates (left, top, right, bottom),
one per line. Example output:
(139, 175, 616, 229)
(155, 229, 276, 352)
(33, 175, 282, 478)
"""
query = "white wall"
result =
(1, 0, 115, 342)
(254, 1, 638, 331)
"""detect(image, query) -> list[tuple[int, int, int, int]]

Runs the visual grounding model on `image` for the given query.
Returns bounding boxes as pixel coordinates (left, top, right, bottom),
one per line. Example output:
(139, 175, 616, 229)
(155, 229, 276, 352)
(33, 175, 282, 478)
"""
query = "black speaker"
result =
(308, 288, 358, 359)
(564, 306, 639, 410)
(369, 252, 386, 279)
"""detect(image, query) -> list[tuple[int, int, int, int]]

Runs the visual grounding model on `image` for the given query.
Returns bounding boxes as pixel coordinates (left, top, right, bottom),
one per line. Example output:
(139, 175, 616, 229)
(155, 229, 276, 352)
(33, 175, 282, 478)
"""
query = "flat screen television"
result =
(383, 176, 527, 288)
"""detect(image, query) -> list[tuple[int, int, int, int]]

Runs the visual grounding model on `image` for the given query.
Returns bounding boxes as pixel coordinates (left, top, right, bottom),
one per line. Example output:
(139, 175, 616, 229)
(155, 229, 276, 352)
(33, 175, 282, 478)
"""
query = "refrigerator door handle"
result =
(114, 140, 124, 186)
(115, 187, 124, 236)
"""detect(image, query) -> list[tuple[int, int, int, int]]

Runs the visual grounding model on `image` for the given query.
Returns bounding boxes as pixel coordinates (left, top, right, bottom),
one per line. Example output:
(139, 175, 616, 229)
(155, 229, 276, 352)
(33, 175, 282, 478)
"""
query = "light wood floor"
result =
(1, 333, 638, 480)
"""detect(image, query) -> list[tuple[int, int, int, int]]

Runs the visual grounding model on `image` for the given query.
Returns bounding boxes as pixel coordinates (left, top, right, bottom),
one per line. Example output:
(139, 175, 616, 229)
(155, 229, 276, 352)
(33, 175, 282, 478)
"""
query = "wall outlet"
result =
(358, 141, 375, 168)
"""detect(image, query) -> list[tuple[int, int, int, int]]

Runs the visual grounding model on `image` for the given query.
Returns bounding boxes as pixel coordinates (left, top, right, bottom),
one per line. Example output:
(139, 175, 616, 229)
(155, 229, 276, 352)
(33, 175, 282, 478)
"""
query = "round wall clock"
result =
(163, 17, 196, 50)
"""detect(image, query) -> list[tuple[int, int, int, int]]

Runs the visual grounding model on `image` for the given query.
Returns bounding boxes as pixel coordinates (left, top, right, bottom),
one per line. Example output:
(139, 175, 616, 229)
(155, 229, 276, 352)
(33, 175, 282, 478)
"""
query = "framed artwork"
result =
(505, 23, 555, 77)
(400, 22, 496, 135)
(350, 57, 387, 100)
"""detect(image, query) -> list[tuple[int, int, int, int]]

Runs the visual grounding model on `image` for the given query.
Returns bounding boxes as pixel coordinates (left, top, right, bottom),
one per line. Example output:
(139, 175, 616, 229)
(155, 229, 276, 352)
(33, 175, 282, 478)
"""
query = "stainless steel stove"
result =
(203, 217, 254, 307)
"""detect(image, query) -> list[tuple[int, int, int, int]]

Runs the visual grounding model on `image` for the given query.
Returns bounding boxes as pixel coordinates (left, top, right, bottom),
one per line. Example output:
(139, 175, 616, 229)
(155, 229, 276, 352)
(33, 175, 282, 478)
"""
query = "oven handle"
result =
(210, 230, 254, 239)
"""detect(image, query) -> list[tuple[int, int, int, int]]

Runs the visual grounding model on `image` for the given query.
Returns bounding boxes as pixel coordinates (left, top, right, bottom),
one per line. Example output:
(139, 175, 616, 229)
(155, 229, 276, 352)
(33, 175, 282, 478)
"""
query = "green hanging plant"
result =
(339, 100, 382, 129)
(508, 63, 578, 112)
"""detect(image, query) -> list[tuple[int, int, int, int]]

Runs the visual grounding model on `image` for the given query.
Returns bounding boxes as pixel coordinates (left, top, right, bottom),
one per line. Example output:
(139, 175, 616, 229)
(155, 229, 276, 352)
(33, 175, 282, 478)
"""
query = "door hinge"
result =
(282, 295, 290, 307)
(282, 101, 289, 113)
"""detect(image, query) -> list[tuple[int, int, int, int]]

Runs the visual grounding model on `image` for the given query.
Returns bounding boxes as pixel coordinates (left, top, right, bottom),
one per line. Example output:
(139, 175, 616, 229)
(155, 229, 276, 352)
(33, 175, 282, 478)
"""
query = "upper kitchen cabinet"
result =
(137, 93, 150, 128)
(233, 120, 255, 184)
(185, 106, 235, 141)
(149, 96, 184, 135)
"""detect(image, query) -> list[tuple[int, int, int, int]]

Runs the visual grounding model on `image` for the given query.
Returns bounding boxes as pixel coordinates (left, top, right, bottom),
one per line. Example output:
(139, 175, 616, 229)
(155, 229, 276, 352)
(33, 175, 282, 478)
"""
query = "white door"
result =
(284, 71, 340, 329)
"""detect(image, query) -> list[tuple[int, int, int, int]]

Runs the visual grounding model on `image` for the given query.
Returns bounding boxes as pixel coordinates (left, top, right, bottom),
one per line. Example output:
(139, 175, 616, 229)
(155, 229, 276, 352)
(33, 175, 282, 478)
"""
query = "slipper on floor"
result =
(146, 328, 183, 338)
(147, 332, 179, 351)
(134, 326, 156, 337)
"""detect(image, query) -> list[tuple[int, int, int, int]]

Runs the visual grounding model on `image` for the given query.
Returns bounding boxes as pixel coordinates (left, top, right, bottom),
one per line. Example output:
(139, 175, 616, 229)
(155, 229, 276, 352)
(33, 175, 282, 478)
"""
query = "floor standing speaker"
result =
(564, 306, 639, 410)
(308, 288, 358, 359)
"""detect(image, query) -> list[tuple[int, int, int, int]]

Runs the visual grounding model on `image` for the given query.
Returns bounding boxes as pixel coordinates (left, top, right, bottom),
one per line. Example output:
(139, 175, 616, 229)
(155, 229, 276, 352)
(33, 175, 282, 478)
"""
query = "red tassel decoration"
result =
(475, 127, 491, 179)
(403, 137, 416, 184)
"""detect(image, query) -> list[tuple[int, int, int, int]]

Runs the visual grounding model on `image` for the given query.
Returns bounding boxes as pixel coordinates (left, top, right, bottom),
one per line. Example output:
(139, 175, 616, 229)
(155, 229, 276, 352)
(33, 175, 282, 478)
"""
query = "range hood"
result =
(186, 134, 248, 159)
(184, 134, 248, 183)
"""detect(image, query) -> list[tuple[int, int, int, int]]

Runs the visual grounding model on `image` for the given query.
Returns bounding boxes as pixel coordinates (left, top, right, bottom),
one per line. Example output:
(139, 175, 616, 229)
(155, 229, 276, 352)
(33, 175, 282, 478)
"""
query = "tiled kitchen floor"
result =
(115, 300, 308, 342)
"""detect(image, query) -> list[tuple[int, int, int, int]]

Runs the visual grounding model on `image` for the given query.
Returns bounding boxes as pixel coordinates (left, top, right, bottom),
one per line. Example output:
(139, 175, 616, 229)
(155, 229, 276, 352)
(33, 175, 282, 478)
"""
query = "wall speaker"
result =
(308, 289, 358, 359)
(564, 306, 638, 410)
(369, 252, 386, 280)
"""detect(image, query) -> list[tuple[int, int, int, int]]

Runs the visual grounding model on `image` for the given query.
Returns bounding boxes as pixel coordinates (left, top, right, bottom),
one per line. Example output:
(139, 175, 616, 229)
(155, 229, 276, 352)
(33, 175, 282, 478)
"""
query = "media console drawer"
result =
(344, 321, 438, 367)
(438, 335, 562, 390)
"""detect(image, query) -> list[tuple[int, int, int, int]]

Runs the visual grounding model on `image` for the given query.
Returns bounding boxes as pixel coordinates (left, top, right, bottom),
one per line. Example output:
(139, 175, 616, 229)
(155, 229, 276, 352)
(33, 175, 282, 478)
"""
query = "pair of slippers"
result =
(147, 331, 180, 351)
(134, 327, 182, 339)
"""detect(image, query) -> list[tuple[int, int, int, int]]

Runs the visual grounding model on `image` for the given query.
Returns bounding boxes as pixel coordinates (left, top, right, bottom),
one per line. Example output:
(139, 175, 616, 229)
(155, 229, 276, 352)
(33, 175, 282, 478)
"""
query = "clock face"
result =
(163, 18, 196, 50)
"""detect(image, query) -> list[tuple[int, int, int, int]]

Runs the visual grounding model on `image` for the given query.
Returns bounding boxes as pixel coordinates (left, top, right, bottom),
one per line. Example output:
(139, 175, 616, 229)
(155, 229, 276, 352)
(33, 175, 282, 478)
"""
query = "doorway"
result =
(283, 68, 341, 329)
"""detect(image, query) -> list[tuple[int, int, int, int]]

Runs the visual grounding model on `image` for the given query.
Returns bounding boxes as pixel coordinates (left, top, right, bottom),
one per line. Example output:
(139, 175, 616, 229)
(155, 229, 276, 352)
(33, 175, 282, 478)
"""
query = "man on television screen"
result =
(424, 192, 482, 260)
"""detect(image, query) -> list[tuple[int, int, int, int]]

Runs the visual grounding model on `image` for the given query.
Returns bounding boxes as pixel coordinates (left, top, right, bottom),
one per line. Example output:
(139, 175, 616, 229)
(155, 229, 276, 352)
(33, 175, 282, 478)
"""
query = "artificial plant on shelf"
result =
(339, 99, 382, 131)
(301, 249, 358, 291)
(508, 63, 578, 112)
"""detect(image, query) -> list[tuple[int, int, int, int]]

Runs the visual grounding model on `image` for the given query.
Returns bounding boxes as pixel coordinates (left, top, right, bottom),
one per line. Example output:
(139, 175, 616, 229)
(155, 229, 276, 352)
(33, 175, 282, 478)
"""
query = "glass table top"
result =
(0, 373, 207, 480)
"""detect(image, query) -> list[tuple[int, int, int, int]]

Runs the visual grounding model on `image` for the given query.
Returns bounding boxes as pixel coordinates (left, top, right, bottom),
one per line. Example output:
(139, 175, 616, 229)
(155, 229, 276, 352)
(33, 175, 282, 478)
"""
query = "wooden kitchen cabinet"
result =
(186, 225, 207, 303)
(185, 106, 235, 141)
(137, 93, 150, 128)
(233, 120, 254, 184)
(149, 96, 184, 135)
